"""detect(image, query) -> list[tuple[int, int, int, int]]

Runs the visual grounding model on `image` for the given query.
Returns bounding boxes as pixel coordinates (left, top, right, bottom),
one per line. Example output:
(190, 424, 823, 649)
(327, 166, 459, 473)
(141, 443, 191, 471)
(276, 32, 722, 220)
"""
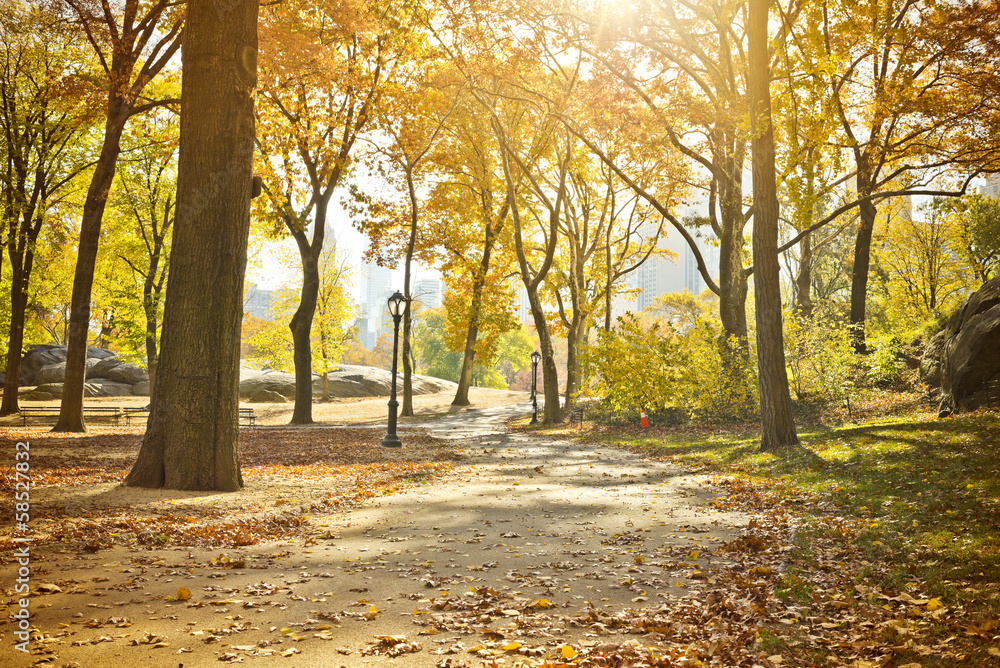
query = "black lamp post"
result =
(530, 350, 541, 424)
(382, 291, 407, 448)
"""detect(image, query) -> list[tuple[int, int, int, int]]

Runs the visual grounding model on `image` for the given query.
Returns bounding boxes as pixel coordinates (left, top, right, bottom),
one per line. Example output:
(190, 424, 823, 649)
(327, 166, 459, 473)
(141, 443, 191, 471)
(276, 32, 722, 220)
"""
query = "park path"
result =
(5, 405, 749, 668)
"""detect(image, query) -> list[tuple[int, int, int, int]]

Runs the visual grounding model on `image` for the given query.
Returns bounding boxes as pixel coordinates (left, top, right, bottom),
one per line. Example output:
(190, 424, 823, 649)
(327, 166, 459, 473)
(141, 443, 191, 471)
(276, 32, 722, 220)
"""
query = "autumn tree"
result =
(0, 2, 96, 416)
(798, 0, 1000, 351)
(365, 62, 459, 415)
(97, 111, 176, 381)
(125, 0, 257, 491)
(255, 0, 411, 424)
(54, 0, 183, 432)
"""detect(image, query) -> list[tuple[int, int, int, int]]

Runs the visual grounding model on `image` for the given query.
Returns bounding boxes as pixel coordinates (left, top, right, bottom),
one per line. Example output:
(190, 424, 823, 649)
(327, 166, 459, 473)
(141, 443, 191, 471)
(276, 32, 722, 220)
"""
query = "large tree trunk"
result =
(850, 181, 877, 353)
(53, 109, 129, 432)
(125, 0, 258, 490)
(748, 0, 798, 451)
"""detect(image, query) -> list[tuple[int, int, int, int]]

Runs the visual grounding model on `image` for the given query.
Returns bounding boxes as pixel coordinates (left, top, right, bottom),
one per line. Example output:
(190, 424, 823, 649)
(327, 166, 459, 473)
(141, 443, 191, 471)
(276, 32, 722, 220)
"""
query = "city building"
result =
(412, 278, 443, 309)
(244, 284, 274, 320)
(359, 263, 394, 349)
(981, 173, 1000, 198)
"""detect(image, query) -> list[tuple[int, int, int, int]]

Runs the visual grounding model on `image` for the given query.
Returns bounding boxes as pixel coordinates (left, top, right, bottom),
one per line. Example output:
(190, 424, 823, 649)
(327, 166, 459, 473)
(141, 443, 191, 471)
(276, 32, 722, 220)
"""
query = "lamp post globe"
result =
(382, 291, 407, 448)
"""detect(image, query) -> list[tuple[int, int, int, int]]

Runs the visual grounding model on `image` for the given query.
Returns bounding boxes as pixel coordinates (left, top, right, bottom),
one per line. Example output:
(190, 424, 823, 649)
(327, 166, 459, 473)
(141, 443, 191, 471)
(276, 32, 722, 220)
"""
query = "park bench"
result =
(123, 406, 257, 427)
(20, 406, 123, 427)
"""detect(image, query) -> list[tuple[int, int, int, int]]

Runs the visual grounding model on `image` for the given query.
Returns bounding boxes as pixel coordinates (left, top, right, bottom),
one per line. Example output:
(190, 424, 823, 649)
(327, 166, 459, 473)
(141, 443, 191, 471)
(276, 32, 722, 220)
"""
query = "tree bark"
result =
(125, 0, 258, 490)
(452, 238, 493, 407)
(850, 176, 877, 353)
(52, 109, 130, 432)
(795, 230, 814, 317)
(401, 169, 418, 417)
(749, 0, 798, 451)
(1, 243, 32, 416)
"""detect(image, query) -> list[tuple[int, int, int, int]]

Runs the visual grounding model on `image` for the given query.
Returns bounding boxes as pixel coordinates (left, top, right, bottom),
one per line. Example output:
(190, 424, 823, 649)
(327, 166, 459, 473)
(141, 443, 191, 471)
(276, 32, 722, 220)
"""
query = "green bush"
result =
(584, 314, 758, 423)
(784, 311, 858, 406)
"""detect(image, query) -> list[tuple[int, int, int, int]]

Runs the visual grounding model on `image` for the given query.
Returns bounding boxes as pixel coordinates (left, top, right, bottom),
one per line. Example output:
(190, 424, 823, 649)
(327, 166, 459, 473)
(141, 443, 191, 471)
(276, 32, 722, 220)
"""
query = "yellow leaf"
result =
(529, 598, 552, 609)
(926, 598, 944, 611)
(280, 627, 295, 636)
(687, 551, 699, 560)
(176, 587, 191, 601)
(562, 645, 577, 659)
(504, 642, 521, 651)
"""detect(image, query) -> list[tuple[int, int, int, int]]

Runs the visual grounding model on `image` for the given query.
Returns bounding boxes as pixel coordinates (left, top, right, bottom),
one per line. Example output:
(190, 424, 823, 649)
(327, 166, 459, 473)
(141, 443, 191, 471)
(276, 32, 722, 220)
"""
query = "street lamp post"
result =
(530, 350, 541, 424)
(382, 291, 407, 448)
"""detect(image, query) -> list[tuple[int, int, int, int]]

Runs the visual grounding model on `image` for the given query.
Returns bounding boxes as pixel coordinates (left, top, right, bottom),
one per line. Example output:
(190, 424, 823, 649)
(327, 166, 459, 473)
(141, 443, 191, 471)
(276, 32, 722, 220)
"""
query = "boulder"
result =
(20, 345, 116, 385)
(31, 382, 64, 399)
(238, 365, 458, 399)
(131, 381, 151, 396)
(85, 378, 134, 397)
(938, 277, 1000, 416)
(919, 329, 946, 387)
(249, 389, 287, 403)
(239, 369, 297, 399)
(87, 358, 122, 379)
(33, 362, 67, 385)
(20, 345, 67, 385)
(104, 363, 148, 385)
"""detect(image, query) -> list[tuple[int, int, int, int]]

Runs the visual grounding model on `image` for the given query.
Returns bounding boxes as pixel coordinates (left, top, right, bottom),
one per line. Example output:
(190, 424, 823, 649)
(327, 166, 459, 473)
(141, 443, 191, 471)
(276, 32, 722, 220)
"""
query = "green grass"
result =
(579, 409, 1000, 665)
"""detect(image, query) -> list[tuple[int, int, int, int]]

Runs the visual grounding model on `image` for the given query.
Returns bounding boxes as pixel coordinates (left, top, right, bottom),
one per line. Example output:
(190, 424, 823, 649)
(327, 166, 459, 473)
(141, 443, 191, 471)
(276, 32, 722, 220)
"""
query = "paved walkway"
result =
(6, 406, 747, 667)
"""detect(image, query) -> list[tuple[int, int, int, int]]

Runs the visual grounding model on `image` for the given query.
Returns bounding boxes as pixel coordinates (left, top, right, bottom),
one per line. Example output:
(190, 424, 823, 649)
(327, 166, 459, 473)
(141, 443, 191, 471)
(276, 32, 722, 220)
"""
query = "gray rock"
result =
(249, 389, 287, 403)
(938, 277, 1000, 416)
(32, 382, 63, 398)
(919, 329, 946, 387)
(20, 345, 67, 385)
(33, 363, 67, 385)
(238, 365, 458, 399)
(87, 358, 122, 379)
(104, 363, 148, 385)
(239, 370, 297, 399)
(131, 381, 151, 396)
(85, 379, 134, 397)
(19, 345, 116, 385)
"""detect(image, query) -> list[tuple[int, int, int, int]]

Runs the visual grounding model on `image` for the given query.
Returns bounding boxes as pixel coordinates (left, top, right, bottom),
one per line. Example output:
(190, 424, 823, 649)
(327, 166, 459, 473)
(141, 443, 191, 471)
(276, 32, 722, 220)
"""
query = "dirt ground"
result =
(1, 392, 757, 667)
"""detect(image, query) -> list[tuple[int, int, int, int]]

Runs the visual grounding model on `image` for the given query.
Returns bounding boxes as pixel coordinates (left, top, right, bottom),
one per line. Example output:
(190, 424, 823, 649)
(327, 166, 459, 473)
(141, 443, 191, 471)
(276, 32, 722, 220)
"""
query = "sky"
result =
(246, 198, 440, 304)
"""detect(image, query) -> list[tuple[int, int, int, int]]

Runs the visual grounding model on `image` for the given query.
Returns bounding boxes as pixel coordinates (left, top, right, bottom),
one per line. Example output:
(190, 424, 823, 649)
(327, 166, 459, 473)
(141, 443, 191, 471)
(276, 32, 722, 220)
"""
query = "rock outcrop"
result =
(9, 345, 457, 401)
(237, 364, 457, 400)
(936, 277, 1000, 416)
(18, 346, 149, 399)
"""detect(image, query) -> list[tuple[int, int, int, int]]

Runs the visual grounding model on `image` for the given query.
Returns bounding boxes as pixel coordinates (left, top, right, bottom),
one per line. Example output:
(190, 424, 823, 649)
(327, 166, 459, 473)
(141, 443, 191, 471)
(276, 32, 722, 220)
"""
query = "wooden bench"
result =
(20, 406, 123, 427)
(124, 406, 257, 427)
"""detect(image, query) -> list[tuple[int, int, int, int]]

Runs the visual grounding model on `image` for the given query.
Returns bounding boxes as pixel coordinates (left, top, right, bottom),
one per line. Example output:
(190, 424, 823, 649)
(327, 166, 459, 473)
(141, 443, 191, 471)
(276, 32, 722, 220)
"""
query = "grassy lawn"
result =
(526, 408, 1000, 666)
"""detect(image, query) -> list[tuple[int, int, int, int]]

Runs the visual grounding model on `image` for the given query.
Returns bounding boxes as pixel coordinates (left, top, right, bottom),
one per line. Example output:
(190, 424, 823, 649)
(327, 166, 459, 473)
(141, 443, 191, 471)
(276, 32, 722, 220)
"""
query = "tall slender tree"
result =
(54, 0, 182, 432)
(0, 3, 96, 416)
(748, 0, 798, 449)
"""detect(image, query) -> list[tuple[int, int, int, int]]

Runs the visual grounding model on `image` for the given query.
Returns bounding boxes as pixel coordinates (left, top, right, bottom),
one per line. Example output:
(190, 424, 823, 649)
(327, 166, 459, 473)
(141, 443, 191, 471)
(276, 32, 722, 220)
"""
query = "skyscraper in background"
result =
(981, 173, 1000, 198)
(359, 263, 394, 349)
(413, 278, 443, 309)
